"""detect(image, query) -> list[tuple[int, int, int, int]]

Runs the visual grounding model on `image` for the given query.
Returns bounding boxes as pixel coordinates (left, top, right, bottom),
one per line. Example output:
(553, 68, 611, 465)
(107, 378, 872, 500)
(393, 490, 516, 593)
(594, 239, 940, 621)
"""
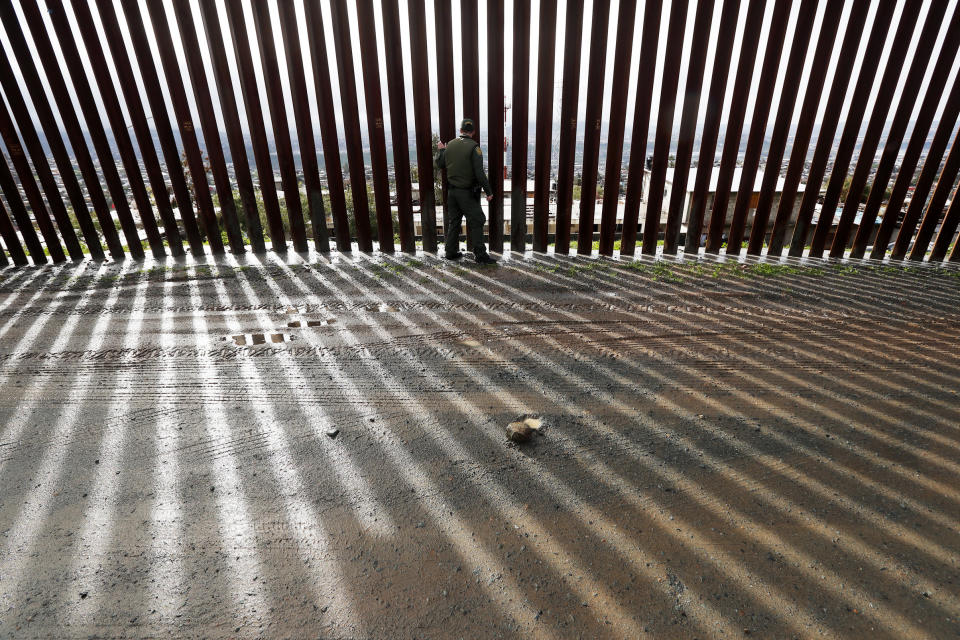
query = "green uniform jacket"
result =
(435, 135, 492, 196)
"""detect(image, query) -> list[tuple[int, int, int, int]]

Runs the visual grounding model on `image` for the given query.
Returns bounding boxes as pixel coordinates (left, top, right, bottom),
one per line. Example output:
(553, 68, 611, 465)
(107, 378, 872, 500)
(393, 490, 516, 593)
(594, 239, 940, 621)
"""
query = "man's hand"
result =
(437, 141, 446, 150)
(486, 194, 493, 202)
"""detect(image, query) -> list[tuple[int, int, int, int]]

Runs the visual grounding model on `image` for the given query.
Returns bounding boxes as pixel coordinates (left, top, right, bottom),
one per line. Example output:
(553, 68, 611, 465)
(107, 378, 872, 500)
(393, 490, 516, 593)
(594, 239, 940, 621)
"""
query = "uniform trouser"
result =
(445, 187, 489, 257)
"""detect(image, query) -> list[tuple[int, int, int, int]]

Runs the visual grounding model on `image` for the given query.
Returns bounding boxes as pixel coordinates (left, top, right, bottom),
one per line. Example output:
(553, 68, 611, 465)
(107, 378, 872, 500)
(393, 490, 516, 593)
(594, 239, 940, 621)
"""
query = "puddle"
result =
(225, 333, 292, 346)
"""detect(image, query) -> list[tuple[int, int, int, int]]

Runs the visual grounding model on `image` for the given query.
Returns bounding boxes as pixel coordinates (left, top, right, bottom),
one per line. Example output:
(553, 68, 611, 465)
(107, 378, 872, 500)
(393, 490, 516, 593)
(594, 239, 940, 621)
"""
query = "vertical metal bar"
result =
(172, 0, 246, 254)
(871, 89, 960, 260)
(303, 0, 351, 252)
(532, 0, 559, 253)
(812, 4, 922, 259)
(895, 126, 960, 259)
(621, 0, 663, 257)
(0, 102, 61, 262)
(767, 1, 869, 256)
(663, 0, 713, 255)
(329, 0, 373, 252)
(101, 0, 204, 256)
(487, 0, 505, 253)
(511, 0, 532, 252)
(726, 0, 799, 257)
(462, 0, 480, 142)
(381, 0, 416, 254)
(248, 0, 307, 253)
(73, 0, 185, 257)
(951, 232, 960, 262)
(830, 11, 948, 258)
(0, 233, 7, 266)
(703, 0, 767, 254)
(42, 0, 141, 261)
(643, 0, 691, 256)
(790, 2, 898, 257)
(910, 135, 960, 260)
(0, 44, 83, 259)
(16, 0, 126, 261)
(140, 0, 224, 255)
(222, 0, 286, 252)
(931, 185, 960, 261)
(750, 0, 843, 256)
(852, 9, 960, 259)
(435, 0, 456, 242)
(683, 1, 740, 254)
(0, 159, 28, 265)
(276, 0, 329, 253)
(597, 0, 638, 256)
(576, 0, 611, 255)
(554, 0, 585, 255)
(198, 0, 264, 254)
(408, 0, 438, 252)
(0, 203, 26, 266)
(355, 0, 394, 253)
(0, 148, 45, 263)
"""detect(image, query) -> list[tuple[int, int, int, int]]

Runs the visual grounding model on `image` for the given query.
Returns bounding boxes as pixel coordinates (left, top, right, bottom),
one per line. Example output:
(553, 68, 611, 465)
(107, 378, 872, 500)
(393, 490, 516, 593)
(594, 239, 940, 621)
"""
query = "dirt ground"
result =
(0, 251, 957, 639)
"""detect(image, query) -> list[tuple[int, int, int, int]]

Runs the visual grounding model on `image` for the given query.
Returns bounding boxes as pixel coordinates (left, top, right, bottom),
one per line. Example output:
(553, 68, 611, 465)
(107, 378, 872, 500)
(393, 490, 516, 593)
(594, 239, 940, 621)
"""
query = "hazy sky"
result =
(2, 0, 959, 169)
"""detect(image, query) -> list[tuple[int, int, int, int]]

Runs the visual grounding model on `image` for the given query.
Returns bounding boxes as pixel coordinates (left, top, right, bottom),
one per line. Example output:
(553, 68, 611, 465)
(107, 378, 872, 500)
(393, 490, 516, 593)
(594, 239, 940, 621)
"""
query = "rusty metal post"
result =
(487, 0, 506, 252)
(682, 0, 739, 255)
(703, 0, 768, 254)
(223, 0, 286, 252)
(896, 127, 960, 260)
(767, 0, 869, 256)
(511, 0, 532, 252)
(598, 0, 638, 256)
(73, 0, 185, 257)
(275, 0, 329, 253)
(852, 9, 960, 259)
(0, 101, 61, 262)
(751, 0, 843, 256)
(643, 0, 691, 256)
(576, 0, 611, 255)
(790, 0, 896, 257)
(381, 0, 416, 253)
(303, 0, 351, 252)
(0, 155, 30, 264)
(102, 0, 204, 255)
(355, 0, 394, 253)
(408, 0, 438, 252)
(45, 0, 154, 260)
(663, 0, 713, 255)
(248, 0, 307, 253)
(329, 0, 373, 252)
(136, 0, 224, 255)
(812, 4, 923, 258)
(435, 0, 456, 243)
(911, 138, 960, 260)
(533, 0, 559, 253)
(0, 45, 83, 260)
(931, 193, 960, 261)
(197, 0, 264, 253)
(870, 86, 960, 259)
(621, 0, 664, 257)
(554, 0, 585, 255)
(726, 0, 799, 256)
(462, 0, 480, 143)
(172, 0, 246, 254)
(786, 2, 894, 258)
(16, 0, 127, 261)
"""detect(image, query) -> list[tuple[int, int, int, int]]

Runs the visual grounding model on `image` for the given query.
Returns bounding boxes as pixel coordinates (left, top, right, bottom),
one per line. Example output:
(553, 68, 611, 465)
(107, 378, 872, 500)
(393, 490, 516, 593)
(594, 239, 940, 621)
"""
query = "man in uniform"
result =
(435, 118, 497, 264)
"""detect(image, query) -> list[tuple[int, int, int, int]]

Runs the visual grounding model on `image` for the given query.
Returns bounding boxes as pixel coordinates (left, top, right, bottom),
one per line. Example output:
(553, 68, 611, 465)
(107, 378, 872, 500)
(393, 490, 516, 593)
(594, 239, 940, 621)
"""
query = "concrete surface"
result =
(0, 251, 958, 639)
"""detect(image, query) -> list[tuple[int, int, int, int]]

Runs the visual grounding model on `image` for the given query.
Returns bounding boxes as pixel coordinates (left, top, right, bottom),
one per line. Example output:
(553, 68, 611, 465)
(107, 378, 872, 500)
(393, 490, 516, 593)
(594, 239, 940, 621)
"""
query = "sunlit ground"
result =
(0, 251, 958, 639)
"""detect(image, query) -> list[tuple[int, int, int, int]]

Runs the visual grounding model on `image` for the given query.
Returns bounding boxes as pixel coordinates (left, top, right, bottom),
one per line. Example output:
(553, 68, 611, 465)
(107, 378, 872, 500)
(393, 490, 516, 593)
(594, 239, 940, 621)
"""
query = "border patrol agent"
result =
(435, 118, 497, 264)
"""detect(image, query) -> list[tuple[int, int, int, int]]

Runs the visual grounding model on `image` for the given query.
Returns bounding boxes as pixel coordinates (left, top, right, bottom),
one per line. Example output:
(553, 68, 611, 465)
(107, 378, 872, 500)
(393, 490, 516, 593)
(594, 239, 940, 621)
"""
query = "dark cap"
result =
(459, 118, 475, 132)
